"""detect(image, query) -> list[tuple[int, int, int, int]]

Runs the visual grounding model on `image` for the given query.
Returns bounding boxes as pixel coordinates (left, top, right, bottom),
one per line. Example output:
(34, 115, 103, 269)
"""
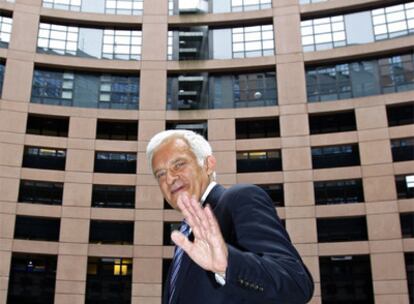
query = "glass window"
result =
(42, 0, 143, 15)
(31, 68, 139, 109)
(0, 15, 12, 48)
(92, 185, 135, 208)
(18, 180, 63, 205)
(395, 174, 414, 199)
(37, 23, 79, 56)
(236, 150, 282, 173)
(166, 121, 208, 139)
(309, 110, 356, 134)
(306, 52, 414, 102)
(94, 151, 137, 174)
(317, 216, 368, 242)
(320, 255, 374, 304)
(314, 178, 364, 205)
(22, 146, 66, 170)
(301, 16, 346, 52)
(391, 137, 414, 162)
(102, 29, 141, 60)
(256, 184, 284, 207)
(163, 222, 181, 245)
(236, 117, 279, 139)
(168, 72, 277, 110)
(42, 0, 81, 11)
(387, 102, 414, 126)
(0, 62, 4, 97)
(99, 74, 140, 108)
(400, 213, 414, 238)
(37, 23, 142, 60)
(89, 220, 134, 244)
(14, 215, 60, 241)
(105, 0, 143, 15)
(7, 253, 57, 304)
(405, 252, 414, 304)
(231, 0, 271, 12)
(312, 144, 360, 169)
(86, 257, 132, 304)
(372, 3, 414, 40)
(96, 120, 138, 140)
(26, 114, 69, 137)
(232, 25, 274, 58)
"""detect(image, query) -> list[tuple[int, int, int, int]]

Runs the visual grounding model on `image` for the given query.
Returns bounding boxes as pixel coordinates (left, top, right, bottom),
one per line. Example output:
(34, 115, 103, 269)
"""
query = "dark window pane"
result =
(391, 138, 414, 162)
(92, 185, 135, 209)
(236, 117, 279, 139)
(306, 52, 414, 102)
(320, 255, 374, 304)
(314, 179, 364, 205)
(395, 174, 414, 199)
(26, 114, 69, 137)
(387, 103, 414, 126)
(256, 184, 284, 207)
(94, 152, 136, 174)
(312, 144, 360, 169)
(14, 216, 60, 241)
(162, 259, 172, 301)
(86, 257, 132, 304)
(22, 146, 66, 170)
(0, 62, 4, 97)
(7, 253, 57, 304)
(18, 180, 63, 205)
(309, 111, 356, 135)
(401, 213, 414, 238)
(89, 220, 134, 244)
(166, 121, 208, 139)
(317, 217, 368, 242)
(96, 120, 138, 141)
(163, 222, 181, 245)
(405, 253, 414, 304)
(237, 150, 282, 173)
(167, 71, 278, 110)
(31, 68, 139, 110)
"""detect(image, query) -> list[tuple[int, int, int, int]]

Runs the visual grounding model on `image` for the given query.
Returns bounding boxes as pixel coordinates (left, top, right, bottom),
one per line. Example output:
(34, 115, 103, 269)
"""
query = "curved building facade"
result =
(0, 0, 413, 303)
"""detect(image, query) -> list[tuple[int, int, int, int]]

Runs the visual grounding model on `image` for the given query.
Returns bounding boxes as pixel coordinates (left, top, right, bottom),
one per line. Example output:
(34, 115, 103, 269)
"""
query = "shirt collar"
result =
(200, 181, 217, 205)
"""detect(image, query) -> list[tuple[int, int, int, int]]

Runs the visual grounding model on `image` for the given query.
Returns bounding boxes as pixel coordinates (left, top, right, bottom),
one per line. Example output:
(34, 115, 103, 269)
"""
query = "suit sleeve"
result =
(219, 185, 314, 303)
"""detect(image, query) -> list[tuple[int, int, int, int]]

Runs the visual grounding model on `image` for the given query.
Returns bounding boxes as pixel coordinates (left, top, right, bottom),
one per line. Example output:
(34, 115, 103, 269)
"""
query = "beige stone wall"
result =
(0, 0, 413, 303)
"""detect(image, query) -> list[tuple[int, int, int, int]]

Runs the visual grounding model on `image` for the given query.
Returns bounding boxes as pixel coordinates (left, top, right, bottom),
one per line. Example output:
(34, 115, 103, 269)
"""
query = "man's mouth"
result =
(171, 185, 185, 195)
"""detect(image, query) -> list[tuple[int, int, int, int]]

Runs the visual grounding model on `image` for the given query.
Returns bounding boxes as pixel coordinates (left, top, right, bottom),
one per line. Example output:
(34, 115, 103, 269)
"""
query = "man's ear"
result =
(205, 155, 216, 175)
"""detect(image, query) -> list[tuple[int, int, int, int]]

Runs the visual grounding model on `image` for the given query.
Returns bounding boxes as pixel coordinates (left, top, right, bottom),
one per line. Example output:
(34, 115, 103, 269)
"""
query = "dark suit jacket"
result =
(164, 184, 314, 304)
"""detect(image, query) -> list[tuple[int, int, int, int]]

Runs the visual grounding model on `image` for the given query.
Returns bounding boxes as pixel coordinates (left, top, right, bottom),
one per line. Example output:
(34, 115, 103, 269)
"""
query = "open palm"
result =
(171, 194, 228, 274)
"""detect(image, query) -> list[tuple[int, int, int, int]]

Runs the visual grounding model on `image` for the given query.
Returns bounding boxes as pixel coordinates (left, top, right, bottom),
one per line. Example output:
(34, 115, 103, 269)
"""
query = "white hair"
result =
(146, 130, 216, 180)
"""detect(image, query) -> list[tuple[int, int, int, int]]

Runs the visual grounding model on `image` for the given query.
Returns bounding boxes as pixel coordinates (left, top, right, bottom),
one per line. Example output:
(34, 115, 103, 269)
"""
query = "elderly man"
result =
(146, 130, 314, 304)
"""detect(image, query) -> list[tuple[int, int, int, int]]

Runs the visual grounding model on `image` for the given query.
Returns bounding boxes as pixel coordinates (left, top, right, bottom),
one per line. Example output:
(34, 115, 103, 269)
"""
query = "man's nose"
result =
(166, 170, 177, 184)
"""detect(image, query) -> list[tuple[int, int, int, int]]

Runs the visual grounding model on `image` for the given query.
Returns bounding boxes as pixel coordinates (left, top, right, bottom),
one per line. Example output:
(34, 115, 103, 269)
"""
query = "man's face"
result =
(151, 137, 215, 210)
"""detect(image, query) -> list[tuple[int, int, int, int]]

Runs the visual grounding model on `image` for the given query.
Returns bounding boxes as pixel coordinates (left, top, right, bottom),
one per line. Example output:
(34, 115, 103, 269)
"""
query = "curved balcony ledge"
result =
(304, 35, 414, 65)
(307, 90, 414, 113)
(34, 53, 141, 72)
(167, 55, 276, 72)
(168, 8, 273, 26)
(300, 0, 399, 18)
(40, 7, 143, 26)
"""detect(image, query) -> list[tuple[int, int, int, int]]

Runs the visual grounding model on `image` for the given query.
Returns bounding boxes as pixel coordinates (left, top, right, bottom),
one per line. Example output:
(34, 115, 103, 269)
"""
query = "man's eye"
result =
(174, 161, 186, 170)
(156, 172, 166, 179)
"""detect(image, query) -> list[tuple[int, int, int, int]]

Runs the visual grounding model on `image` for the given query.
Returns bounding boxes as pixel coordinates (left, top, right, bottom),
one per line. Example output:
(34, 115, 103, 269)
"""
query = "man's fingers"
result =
(171, 230, 192, 253)
(205, 204, 220, 235)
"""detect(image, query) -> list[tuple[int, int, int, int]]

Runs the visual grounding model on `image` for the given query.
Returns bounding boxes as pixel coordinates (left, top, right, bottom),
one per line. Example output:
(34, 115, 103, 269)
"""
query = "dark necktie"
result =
(169, 221, 191, 304)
